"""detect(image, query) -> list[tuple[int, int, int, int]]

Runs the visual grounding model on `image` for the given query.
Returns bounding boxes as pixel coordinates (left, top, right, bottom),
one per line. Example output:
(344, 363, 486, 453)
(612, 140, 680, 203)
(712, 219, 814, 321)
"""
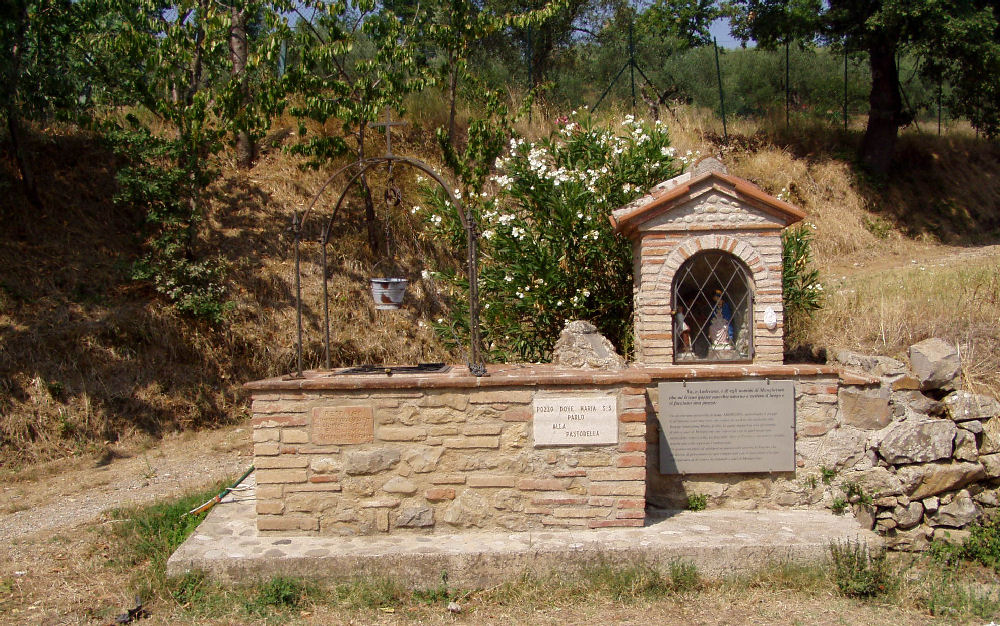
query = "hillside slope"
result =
(1, 109, 999, 465)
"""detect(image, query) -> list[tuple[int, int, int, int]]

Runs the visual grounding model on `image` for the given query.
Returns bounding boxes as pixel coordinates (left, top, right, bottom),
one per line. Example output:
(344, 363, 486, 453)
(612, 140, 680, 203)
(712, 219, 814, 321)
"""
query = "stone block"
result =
(343, 448, 401, 475)
(258, 515, 318, 532)
(403, 447, 444, 473)
(462, 424, 504, 436)
(893, 501, 924, 530)
(252, 414, 308, 428)
(443, 436, 500, 449)
(378, 426, 428, 442)
(517, 478, 570, 491)
(551, 507, 595, 518)
(361, 497, 401, 508)
(928, 490, 980, 528)
(469, 390, 532, 404)
(839, 387, 891, 430)
(254, 442, 279, 456)
(286, 482, 342, 492)
(883, 525, 931, 552)
(286, 492, 338, 513)
(980, 453, 1000, 478)
(897, 462, 986, 499)
(381, 476, 418, 495)
(424, 487, 456, 501)
(619, 441, 647, 452)
(909, 338, 961, 391)
(933, 527, 971, 545)
(588, 482, 646, 496)
(310, 457, 338, 473)
(954, 429, 978, 462)
(577, 453, 613, 467)
(253, 428, 279, 442)
(255, 455, 309, 469)
(441, 490, 489, 527)
(395, 505, 435, 528)
(257, 484, 283, 499)
(981, 418, 1000, 454)
(419, 393, 470, 411)
(876, 419, 956, 464)
(431, 474, 467, 484)
(616, 455, 646, 467)
(587, 468, 645, 482)
(282, 429, 309, 444)
(944, 391, 1000, 422)
(256, 500, 284, 515)
(468, 475, 517, 488)
(589, 519, 644, 528)
(256, 469, 308, 484)
(844, 467, 904, 497)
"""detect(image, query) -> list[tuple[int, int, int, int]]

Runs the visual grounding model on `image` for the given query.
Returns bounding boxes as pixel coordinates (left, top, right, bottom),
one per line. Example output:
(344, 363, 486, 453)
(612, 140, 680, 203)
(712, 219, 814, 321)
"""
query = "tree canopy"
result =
(726, 0, 1000, 174)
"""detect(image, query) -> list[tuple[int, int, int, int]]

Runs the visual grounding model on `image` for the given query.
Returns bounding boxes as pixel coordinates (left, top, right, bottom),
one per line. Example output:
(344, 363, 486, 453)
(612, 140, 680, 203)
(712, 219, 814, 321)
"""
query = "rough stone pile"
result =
(551, 320, 626, 369)
(831, 337, 1000, 551)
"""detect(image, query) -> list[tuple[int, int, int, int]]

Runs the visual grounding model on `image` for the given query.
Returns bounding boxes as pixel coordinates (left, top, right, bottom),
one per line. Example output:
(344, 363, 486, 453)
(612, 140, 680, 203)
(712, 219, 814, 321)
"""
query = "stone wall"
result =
(250, 378, 647, 535)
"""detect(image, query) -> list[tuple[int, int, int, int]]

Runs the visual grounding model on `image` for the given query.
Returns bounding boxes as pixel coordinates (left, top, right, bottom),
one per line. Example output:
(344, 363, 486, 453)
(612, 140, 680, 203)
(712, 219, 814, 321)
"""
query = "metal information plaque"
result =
(533, 396, 618, 446)
(311, 406, 374, 445)
(658, 381, 795, 474)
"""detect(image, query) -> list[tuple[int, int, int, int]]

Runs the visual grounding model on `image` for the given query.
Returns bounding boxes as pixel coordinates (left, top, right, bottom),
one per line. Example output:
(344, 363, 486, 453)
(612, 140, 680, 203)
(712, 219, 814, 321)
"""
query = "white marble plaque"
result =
(658, 381, 795, 474)
(533, 396, 618, 446)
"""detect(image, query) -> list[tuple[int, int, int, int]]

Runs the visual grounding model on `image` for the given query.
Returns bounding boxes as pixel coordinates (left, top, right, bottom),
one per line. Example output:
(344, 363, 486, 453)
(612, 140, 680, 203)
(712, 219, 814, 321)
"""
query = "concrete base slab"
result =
(167, 479, 880, 588)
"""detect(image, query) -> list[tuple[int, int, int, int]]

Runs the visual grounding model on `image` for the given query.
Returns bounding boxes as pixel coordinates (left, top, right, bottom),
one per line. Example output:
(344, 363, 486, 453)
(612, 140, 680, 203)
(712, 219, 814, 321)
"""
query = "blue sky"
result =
(710, 17, 743, 48)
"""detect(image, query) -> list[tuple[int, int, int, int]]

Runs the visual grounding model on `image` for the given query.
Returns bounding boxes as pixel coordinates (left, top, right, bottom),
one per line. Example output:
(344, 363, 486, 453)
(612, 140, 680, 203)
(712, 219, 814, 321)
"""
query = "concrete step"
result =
(168, 480, 880, 588)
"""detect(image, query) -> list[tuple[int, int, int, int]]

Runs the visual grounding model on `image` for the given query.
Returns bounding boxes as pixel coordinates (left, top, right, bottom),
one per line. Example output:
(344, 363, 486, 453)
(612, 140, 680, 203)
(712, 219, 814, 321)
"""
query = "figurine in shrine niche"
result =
(674, 305, 693, 354)
(708, 289, 734, 349)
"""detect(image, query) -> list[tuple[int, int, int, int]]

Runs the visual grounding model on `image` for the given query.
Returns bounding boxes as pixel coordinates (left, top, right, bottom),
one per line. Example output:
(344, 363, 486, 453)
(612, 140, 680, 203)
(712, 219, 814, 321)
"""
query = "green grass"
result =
(829, 540, 900, 599)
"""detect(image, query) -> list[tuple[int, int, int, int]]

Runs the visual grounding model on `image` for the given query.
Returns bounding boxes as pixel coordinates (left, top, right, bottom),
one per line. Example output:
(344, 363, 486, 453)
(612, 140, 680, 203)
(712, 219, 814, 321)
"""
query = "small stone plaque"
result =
(533, 396, 618, 446)
(658, 381, 795, 474)
(311, 406, 374, 445)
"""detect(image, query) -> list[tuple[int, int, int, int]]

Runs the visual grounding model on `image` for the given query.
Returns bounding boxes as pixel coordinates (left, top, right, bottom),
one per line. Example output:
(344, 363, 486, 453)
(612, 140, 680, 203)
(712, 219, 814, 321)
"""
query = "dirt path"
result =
(0, 426, 251, 543)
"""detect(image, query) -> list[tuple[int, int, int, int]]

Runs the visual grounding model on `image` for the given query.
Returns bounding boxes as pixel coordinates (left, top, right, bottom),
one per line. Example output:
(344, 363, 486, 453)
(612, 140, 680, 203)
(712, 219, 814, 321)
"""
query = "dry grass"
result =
(2, 95, 1000, 465)
(813, 256, 1000, 397)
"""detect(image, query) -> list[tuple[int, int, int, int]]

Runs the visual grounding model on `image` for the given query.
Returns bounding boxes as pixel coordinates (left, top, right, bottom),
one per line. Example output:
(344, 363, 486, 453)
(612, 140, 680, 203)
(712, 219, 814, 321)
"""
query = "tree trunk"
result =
(447, 64, 458, 148)
(6, 110, 42, 212)
(859, 37, 904, 176)
(230, 5, 254, 169)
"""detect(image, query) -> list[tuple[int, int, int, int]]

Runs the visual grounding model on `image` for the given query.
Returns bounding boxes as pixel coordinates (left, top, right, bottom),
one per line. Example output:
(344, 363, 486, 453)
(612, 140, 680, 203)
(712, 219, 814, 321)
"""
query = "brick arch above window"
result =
(649, 234, 771, 293)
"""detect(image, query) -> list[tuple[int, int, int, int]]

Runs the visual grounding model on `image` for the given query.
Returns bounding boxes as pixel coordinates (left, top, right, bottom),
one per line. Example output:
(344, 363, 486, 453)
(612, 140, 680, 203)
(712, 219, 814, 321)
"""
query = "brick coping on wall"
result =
(245, 363, 876, 392)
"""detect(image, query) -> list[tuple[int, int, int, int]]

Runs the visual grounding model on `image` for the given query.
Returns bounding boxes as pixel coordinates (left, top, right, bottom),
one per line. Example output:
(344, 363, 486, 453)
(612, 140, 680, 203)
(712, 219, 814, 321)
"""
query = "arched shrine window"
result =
(671, 251, 753, 363)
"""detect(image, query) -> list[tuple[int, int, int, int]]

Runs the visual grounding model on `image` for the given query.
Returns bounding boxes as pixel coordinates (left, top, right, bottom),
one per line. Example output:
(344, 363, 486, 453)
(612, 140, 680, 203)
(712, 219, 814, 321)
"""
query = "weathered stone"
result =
(888, 374, 921, 391)
(402, 446, 444, 473)
(981, 417, 1000, 454)
(797, 398, 839, 437)
(834, 350, 878, 373)
(909, 338, 961, 391)
(944, 391, 1000, 422)
(893, 501, 924, 530)
(394, 505, 434, 528)
(953, 429, 978, 462)
(311, 457, 339, 473)
(839, 387, 891, 430)
(344, 448, 401, 475)
(876, 419, 956, 464)
(876, 518, 898, 531)
(898, 462, 986, 499)
(884, 525, 932, 552)
(960, 420, 983, 435)
(980, 454, 1000, 478)
(381, 476, 418, 495)
(441, 490, 489, 528)
(844, 467, 904, 497)
(892, 390, 945, 417)
(974, 489, 999, 507)
(923, 496, 939, 513)
(854, 504, 876, 530)
(933, 527, 971, 545)
(551, 320, 626, 369)
(929, 490, 980, 528)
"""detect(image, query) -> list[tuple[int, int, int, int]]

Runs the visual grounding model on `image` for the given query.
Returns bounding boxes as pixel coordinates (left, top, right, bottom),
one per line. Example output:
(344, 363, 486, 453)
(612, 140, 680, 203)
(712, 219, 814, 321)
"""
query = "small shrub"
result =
(782, 223, 823, 338)
(959, 515, 1000, 570)
(687, 493, 708, 511)
(584, 563, 672, 601)
(843, 482, 873, 506)
(829, 540, 899, 599)
(921, 567, 1000, 618)
(830, 497, 848, 515)
(668, 560, 702, 593)
(244, 576, 309, 615)
(820, 466, 837, 484)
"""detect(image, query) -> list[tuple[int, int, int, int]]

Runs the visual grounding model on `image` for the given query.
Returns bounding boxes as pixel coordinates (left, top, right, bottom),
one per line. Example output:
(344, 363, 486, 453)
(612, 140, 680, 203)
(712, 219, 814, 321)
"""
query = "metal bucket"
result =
(369, 278, 408, 309)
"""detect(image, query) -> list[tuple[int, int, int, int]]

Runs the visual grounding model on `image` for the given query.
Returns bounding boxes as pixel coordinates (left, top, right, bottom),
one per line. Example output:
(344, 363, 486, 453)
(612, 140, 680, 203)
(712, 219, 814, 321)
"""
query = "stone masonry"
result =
(249, 372, 648, 536)
(610, 158, 806, 365)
